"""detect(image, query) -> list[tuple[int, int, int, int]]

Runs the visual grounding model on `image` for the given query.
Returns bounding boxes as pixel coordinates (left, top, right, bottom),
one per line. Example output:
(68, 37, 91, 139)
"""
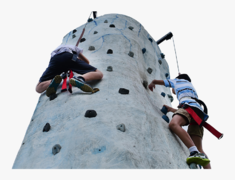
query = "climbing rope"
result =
(172, 37, 180, 75)
(76, 11, 95, 47)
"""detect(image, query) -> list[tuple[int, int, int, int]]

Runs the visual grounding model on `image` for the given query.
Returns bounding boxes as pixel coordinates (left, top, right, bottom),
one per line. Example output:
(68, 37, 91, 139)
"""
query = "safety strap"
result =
(185, 106, 223, 139)
(61, 70, 73, 93)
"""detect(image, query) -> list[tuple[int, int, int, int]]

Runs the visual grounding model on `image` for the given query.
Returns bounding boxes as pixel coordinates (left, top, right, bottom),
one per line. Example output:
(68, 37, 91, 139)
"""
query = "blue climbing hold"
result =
(162, 115, 169, 123)
(161, 53, 165, 58)
(149, 38, 153, 43)
(165, 73, 170, 79)
(161, 106, 168, 115)
(142, 48, 146, 54)
(161, 92, 166, 97)
(88, 18, 93, 22)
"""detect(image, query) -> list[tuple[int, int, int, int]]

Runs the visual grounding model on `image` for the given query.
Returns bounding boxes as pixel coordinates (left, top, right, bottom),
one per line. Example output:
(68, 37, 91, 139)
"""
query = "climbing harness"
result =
(178, 99, 223, 139)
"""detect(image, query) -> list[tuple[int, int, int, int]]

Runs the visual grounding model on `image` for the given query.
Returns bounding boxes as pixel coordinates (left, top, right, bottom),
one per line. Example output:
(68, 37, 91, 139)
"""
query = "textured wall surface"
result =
(13, 14, 190, 169)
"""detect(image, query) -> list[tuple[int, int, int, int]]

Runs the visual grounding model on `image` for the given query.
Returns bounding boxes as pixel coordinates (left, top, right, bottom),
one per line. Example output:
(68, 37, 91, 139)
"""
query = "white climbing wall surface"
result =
(13, 14, 190, 169)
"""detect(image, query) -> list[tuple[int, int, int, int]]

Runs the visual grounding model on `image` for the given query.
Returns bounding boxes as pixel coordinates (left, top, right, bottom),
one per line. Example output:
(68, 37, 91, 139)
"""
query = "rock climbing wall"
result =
(13, 14, 190, 169)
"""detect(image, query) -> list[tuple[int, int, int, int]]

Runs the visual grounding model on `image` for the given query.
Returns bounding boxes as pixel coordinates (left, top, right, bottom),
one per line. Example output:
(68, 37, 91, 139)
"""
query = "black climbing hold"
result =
(43, 123, 51, 132)
(49, 94, 57, 101)
(80, 38, 86, 43)
(161, 106, 168, 115)
(22, 143, 25, 145)
(143, 81, 148, 89)
(89, 46, 95, 51)
(165, 73, 169, 78)
(72, 34, 76, 39)
(107, 66, 113, 72)
(72, 29, 77, 33)
(128, 51, 134, 57)
(162, 115, 169, 123)
(88, 18, 93, 22)
(109, 24, 115, 28)
(161, 53, 165, 58)
(107, 49, 113, 54)
(119, 88, 129, 95)
(147, 68, 152, 74)
(94, 31, 98, 34)
(85, 110, 97, 118)
(142, 48, 146, 54)
(158, 60, 162, 65)
(52, 144, 62, 155)
(104, 20, 108, 23)
(61, 72, 67, 79)
(116, 124, 126, 132)
(161, 92, 166, 97)
(149, 38, 153, 43)
(128, 26, 134, 30)
(167, 94, 174, 102)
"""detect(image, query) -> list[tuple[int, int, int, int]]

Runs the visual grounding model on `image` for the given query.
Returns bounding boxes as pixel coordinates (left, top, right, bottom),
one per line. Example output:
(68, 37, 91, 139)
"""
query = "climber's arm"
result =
(78, 53, 90, 64)
(164, 105, 177, 113)
(148, 80, 164, 91)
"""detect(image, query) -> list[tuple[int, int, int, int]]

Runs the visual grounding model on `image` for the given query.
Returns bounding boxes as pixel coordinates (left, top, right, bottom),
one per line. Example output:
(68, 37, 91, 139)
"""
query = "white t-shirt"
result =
(51, 45, 83, 58)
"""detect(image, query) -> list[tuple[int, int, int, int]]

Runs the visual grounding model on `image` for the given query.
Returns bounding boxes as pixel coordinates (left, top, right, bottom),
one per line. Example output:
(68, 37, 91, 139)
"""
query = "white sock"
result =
(189, 146, 199, 153)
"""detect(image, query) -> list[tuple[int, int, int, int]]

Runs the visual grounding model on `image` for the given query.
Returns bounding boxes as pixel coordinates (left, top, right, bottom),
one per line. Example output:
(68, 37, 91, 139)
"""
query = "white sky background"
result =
(1, 0, 234, 179)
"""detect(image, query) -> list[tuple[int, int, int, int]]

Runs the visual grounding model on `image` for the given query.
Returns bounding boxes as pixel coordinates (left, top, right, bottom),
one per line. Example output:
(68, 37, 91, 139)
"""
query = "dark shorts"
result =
(173, 107, 204, 138)
(39, 52, 97, 82)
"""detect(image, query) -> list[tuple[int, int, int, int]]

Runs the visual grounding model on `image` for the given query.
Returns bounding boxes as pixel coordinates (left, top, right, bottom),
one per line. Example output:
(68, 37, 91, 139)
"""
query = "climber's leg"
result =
(190, 135, 211, 169)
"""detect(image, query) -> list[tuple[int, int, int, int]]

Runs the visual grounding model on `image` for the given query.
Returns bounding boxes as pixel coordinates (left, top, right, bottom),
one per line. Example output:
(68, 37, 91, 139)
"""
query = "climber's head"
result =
(176, 74, 191, 82)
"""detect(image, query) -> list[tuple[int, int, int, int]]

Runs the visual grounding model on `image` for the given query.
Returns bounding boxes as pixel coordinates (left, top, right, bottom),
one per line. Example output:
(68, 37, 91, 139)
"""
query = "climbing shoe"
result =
(186, 151, 210, 167)
(46, 75, 62, 97)
(69, 77, 93, 93)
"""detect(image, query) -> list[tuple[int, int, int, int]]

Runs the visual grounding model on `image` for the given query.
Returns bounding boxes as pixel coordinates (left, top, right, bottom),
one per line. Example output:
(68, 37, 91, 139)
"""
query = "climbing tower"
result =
(13, 14, 191, 169)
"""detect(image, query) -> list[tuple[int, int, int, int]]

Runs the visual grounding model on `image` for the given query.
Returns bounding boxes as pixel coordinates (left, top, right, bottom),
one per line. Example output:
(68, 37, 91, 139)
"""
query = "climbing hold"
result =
(88, 18, 93, 22)
(107, 66, 113, 72)
(80, 38, 86, 43)
(165, 73, 169, 79)
(158, 60, 162, 65)
(72, 34, 76, 39)
(148, 38, 153, 43)
(104, 20, 108, 23)
(189, 163, 199, 169)
(116, 124, 126, 132)
(161, 92, 166, 97)
(72, 29, 77, 33)
(49, 94, 57, 101)
(110, 24, 115, 28)
(119, 88, 129, 95)
(94, 31, 98, 34)
(128, 26, 134, 30)
(107, 49, 113, 54)
(167, 94, 174, 102)
(128, 51, 134, 57)
(160, 106, 168, 115)
(147, 68, 152, 74)
(143, 80, 148, 89)
(161, 53, 165, 58)
(85, 110, 97, 118)
(43, 123, 51, 132)
(89, 46, 95, 51)
(52, 144, 62, 155)
(142, 48, 146, 54)
(61, 72, 67, 79)
(162, 115, 169, 123)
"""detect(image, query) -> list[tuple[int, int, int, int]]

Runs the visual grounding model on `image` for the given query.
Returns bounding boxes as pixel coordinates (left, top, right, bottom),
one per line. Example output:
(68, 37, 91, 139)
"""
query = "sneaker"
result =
(46, 75, 62, 97)
(186, 151, 210, 167)
(69, 77, 93, 93)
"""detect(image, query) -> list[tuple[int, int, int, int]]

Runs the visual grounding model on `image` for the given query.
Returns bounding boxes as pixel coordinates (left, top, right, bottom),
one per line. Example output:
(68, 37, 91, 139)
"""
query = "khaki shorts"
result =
(173, 108, 204, 138)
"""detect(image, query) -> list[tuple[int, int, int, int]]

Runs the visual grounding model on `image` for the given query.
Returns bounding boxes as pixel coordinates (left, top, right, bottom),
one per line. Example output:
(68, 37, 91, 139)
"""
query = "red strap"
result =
(61, 76, 67, 92)
(68, 71, 73, 93)
(185, 107, 223, 139)
(76, 28, 85, 47)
